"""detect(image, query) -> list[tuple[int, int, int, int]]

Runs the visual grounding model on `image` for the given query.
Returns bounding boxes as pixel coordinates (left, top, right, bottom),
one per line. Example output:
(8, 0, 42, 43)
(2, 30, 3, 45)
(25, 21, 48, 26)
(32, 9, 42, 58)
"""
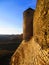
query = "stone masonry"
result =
(33, 0, 49, 49)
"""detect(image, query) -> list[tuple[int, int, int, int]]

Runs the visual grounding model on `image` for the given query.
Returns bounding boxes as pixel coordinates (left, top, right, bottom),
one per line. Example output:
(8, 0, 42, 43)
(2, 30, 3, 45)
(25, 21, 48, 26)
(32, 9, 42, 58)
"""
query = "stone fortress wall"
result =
(33, 0, 49, 49)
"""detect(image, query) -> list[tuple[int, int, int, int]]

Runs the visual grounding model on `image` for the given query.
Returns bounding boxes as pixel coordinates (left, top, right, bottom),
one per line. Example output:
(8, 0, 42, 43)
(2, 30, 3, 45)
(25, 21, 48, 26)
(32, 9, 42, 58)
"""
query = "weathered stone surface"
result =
(33, 0, 49, 49)
(23, 8, 34, 41)
(11, 38, 49, 65)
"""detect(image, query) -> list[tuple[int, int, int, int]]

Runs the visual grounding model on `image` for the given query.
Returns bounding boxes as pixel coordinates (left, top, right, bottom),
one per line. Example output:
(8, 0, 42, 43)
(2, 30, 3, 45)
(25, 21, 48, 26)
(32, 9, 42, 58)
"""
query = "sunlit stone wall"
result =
(33, 0, 49, 49)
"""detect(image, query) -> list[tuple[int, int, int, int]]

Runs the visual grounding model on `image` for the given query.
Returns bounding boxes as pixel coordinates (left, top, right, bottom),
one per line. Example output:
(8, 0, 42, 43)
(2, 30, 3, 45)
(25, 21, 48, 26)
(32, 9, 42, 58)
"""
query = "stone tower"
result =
(23, 8, 34, 41)
(33, 0, 49, 49)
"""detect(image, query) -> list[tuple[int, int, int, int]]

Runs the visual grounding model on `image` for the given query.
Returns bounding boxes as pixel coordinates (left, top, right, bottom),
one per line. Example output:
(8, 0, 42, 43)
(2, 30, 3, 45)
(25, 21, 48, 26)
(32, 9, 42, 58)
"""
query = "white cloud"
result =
(0, 27, 22, 35)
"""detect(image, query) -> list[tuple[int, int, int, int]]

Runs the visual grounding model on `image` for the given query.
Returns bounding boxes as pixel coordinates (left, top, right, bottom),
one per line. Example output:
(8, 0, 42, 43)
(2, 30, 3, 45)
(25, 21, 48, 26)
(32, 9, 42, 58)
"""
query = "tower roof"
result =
(23, 8, 34, 13)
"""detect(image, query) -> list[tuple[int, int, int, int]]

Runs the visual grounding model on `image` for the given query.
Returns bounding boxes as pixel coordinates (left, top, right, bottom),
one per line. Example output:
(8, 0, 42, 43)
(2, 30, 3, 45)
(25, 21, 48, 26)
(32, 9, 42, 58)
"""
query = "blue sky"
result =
(0, 0, 37, 35)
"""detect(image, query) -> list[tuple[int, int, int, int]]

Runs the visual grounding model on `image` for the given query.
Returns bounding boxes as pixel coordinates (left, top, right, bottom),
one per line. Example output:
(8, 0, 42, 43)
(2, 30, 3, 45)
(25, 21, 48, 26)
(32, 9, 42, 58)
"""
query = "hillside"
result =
(0, 34, 23, 65)
(0, 34, 23, 50)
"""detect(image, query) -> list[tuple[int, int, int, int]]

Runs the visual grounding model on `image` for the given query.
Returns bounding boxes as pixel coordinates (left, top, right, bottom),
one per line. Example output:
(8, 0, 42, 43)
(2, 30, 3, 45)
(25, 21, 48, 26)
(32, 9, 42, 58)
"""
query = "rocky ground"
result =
(11, 38, 49, 65)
